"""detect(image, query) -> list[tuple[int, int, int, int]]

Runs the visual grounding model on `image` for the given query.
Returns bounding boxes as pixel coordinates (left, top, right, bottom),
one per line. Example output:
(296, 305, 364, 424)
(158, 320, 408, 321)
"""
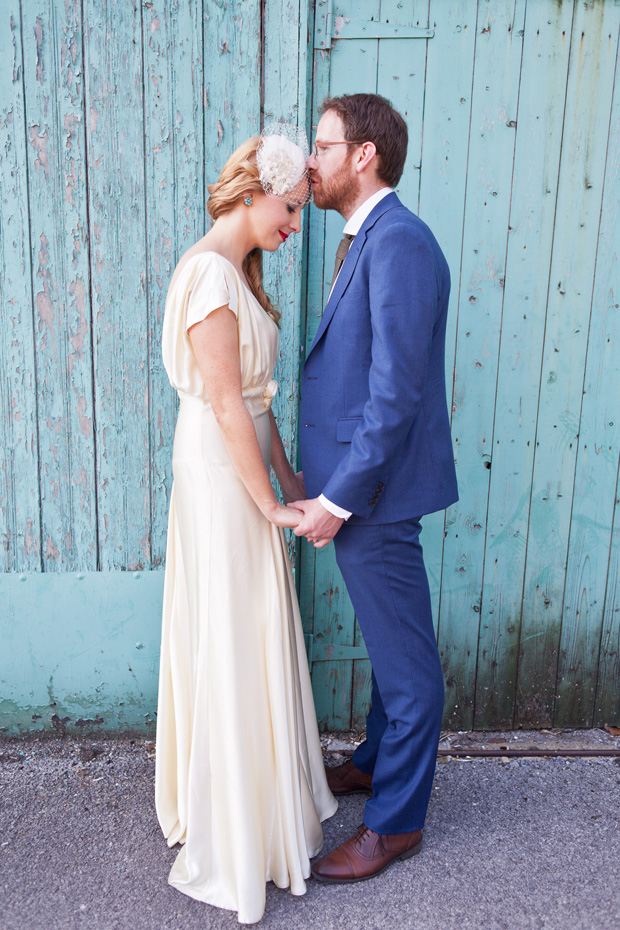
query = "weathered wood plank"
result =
(304, 3, 331, 352)
(556, 36, 620, 726)
(203, 0, 261, 185)
(595, 473, 620, 726)
(516, 1, 620, 726)
(437, 0, 526, 730)
(21, 0, 96, 570)
(305, 0, 381, 728)
(82, 0, 150, 570)
(376, 0, 429, 214)
(323, 1, 379, 312)
(310, 545, 356, 729)
(346, 0, 432, 726)
(311, 658, 354, 731)
(0, 7, 41, 572)
(475, 0, 574, 728)
(0, 570, 163, 734)
(299, 0, 330, 709)
(351, 620, 372, 731)
(142, 0, 204, 567)
(420, 0, 477, 633)
(263, 0, 311, 492)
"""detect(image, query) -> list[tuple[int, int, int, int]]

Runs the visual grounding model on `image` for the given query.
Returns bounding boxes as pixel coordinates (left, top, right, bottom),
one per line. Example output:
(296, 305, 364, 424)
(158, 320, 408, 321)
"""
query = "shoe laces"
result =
(353, 824, 376, 850)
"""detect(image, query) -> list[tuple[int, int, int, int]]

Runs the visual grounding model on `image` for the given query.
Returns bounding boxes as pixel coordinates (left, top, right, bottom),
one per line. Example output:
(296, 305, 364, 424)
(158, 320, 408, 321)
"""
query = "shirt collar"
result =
(343, 188, 394, 236)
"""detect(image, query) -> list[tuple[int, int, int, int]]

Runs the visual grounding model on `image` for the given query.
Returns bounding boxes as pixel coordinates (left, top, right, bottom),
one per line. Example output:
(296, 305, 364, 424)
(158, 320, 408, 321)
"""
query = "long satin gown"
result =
(155, 251, 337, 924)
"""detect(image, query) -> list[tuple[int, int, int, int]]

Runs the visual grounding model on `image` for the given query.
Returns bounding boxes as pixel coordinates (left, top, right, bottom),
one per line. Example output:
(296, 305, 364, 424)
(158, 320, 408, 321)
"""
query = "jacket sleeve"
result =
(321, 222, 439, 518)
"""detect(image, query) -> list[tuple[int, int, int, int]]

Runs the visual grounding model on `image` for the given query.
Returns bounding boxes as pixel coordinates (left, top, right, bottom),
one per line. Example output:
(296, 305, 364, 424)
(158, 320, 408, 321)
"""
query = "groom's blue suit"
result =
(300, 192, 458, 834)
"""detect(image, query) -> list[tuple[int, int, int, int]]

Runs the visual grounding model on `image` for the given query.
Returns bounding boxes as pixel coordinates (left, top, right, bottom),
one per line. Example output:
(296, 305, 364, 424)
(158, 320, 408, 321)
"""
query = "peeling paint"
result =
(76, 396, 92, 439)
(34, 17, 44, 83)
(29, 124, 49, 174)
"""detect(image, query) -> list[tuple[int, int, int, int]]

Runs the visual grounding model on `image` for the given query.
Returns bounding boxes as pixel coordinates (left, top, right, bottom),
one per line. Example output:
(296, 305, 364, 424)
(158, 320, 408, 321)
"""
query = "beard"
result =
(312, 154, 361, 214)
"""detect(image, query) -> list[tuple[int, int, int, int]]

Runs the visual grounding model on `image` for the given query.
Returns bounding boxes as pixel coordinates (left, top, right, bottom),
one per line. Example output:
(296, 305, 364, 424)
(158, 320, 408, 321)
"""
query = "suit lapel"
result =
(306, 193, 401, 360)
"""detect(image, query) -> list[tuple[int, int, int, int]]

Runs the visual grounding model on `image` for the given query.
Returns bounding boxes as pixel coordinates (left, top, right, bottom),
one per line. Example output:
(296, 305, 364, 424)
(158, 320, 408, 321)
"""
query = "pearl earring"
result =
(244, 195, 253, 206)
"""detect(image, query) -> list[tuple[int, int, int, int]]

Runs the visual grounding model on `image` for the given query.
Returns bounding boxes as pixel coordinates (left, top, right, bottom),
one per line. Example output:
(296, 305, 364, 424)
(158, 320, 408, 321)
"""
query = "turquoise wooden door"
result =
(0, 0, 313, 733)
(1, 0, 619, 735)
(301, 0, 620, 732)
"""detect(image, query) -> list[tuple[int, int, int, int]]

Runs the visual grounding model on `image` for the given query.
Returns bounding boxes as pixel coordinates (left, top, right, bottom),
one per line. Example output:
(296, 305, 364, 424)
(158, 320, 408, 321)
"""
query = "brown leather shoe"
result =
(324, 759, 373, 795)
(311, 824, 422, 883)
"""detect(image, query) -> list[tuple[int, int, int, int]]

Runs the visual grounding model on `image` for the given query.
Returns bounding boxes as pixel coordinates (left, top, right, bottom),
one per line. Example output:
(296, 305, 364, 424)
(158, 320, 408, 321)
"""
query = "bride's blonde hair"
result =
(207, 138, 280, 326)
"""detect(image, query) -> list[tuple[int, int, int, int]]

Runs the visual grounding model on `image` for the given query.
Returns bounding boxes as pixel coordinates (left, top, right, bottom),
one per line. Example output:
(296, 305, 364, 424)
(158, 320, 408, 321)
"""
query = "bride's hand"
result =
(264, 502, 303, 529)
(281, 470, 306, 505)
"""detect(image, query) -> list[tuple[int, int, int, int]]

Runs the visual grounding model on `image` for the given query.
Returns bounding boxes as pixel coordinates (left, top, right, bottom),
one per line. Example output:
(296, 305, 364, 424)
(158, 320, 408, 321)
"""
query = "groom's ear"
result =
(354, 142, 378, 175)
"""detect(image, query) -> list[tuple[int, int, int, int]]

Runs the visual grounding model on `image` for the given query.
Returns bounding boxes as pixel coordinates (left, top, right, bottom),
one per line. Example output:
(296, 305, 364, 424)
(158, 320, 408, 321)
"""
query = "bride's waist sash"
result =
(177, 380, 278, 418)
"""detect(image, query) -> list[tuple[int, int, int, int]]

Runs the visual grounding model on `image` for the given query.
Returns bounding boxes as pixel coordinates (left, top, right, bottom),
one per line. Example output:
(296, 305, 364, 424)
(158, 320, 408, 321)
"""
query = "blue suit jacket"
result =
(299, 193, 458, 524)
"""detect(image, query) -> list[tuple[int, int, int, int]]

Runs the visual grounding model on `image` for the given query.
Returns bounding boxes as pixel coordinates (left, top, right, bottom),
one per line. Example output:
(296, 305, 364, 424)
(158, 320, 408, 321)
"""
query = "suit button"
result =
(378, 482, 385, 489)
(369, 500, 376, 506)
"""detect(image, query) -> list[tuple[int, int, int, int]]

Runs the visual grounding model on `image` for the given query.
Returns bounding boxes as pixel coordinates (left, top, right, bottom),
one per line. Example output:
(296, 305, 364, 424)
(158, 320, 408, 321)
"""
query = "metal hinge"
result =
(314, 0, 434, 49)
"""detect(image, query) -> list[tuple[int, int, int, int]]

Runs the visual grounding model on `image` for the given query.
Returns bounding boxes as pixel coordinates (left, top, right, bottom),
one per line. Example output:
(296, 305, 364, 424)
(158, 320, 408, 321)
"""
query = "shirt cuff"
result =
(319, 494, 352, 521)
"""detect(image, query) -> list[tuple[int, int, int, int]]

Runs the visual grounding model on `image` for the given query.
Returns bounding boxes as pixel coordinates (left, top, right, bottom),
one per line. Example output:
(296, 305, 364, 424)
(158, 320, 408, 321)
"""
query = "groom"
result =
(290, 94, 458, 882)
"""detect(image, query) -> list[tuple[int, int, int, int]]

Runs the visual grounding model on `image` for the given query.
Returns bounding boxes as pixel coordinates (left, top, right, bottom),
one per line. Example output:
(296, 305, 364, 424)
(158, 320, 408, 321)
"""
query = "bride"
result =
(155, 125, 337, 924)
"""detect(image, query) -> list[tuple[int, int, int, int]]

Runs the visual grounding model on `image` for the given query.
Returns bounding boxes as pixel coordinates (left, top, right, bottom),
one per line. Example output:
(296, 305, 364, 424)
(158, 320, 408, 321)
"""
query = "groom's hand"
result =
(288, 497, 344, 548)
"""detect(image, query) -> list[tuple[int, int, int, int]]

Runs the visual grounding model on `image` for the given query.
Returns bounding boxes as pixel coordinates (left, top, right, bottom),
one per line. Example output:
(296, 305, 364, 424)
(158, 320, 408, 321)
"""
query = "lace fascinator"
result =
(256, 122, 312, 205)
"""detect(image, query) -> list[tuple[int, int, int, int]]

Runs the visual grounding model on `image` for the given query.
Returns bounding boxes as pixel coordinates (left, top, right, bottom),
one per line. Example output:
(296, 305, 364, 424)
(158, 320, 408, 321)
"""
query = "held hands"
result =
(280, 470, 307, 506)
(263, 470, 307, 528)
(265, 501, 304, 529)
(287, 497, 344, 548)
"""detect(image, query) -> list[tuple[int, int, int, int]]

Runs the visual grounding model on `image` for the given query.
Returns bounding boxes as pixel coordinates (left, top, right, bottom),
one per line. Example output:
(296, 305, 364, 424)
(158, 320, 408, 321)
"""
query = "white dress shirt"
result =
(319, 188, 394, 520)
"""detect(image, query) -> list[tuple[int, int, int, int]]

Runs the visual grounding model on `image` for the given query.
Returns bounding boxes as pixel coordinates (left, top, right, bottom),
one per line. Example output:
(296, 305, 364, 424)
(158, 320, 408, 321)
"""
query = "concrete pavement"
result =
(1, 733, 619, 930)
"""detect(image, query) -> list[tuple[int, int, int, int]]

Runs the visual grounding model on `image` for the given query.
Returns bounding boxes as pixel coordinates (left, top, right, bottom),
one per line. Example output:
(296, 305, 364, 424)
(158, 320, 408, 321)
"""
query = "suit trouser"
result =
(333, 516, 445, 834)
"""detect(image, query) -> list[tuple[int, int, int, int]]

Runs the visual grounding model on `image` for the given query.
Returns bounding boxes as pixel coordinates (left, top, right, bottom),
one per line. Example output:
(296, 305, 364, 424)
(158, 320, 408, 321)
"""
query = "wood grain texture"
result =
(304, 2, 330, 352)
(0, 570, 162, 733)
(301, 0, 381, 728)
(82, 0, 150, 571)
(323, 0, 379, 311)
(516, 1, 620, 726)
(593, 77, 620, 727)
(310, 545, 356, 729)
(3, 0, 620, 733)
(351, 618, 372, 730)
(263, 0, 310, 499)
(21, 0, 96, 571)
(595, 472, 620, 726)
(203, 0, 261, 184)
(354, 0, 431, 726)
(474, 0, 574, 727)
(438, 0, 526, 730)
(555, 29, 620, 727)
(143, 0, 204, 567)
(0, 6, 41, 572)
(298, 0, 330, 687)
(419, 0, 477, 631)
(378, 0, 430, 214)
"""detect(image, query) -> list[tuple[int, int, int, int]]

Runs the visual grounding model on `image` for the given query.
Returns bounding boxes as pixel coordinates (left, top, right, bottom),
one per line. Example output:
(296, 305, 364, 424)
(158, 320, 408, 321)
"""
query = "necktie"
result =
(330, 233, 355, 291)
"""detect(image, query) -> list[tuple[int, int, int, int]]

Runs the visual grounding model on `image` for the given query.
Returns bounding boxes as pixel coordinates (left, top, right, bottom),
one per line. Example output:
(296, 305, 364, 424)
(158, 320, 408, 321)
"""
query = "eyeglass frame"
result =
(312, 140, 365, 158)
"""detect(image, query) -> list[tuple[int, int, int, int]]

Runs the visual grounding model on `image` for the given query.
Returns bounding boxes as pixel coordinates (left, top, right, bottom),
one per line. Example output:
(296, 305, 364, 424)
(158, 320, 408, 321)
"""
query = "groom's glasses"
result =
(312, 140, 364, 157)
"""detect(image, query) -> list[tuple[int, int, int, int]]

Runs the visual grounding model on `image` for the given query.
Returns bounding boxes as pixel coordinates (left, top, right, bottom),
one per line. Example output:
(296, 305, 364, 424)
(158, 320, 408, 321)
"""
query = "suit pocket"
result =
(336, 417, 364, 442)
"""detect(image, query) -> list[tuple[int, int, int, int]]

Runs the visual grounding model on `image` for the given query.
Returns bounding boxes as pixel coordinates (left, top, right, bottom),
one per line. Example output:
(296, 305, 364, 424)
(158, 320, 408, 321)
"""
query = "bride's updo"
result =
(207, 138, 280, 326)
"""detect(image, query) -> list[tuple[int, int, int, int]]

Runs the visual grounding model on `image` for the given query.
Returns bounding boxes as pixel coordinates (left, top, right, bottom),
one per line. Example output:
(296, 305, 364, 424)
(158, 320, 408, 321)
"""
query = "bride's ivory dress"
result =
(155, 252, 337, 924)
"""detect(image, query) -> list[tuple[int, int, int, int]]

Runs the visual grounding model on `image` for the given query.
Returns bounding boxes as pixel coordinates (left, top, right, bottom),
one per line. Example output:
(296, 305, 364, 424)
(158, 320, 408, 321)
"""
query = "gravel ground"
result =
(1, 734, 619, 930)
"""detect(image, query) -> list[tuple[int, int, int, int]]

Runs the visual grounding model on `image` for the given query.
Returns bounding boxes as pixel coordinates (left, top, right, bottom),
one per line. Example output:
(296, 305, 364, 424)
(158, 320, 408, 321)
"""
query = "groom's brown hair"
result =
(319, 93, 408, 188)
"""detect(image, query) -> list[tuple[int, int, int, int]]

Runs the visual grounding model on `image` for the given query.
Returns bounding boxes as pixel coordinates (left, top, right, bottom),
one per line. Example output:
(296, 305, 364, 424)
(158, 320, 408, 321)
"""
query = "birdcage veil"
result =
(256, 122, 312, 205)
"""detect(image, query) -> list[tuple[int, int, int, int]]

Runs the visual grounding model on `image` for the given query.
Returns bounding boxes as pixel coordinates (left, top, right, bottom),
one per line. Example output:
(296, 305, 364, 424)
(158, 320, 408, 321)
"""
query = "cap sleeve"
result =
(185, 252, 239, 330)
